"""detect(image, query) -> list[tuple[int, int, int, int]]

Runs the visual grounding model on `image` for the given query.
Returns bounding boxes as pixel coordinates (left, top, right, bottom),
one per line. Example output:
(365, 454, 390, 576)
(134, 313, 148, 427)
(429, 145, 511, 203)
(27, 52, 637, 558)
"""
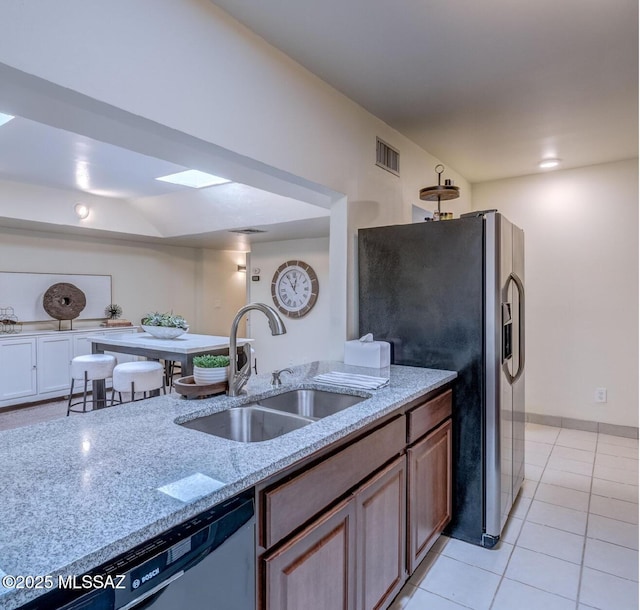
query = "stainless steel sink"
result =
(257, 389, 365, 419)
(180, 405, 312, 442)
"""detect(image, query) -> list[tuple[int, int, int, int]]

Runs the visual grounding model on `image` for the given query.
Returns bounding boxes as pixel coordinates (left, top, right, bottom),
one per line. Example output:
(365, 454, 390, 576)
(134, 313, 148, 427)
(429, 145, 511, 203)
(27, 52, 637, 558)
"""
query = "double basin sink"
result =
(180, 389, 366, 443)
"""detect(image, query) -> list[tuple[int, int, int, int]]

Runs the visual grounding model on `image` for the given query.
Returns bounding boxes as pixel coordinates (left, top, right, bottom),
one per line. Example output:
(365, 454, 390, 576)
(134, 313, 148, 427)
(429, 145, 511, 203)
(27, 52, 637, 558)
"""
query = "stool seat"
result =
(112, 361, 165, 403)
(71, 354, 117, 380)
(67, 354, 116, 416)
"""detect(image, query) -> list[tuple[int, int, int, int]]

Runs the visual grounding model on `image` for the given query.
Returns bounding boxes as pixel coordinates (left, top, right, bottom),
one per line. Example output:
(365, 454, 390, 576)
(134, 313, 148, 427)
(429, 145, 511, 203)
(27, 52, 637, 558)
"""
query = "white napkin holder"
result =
(344, 334, 391, 368)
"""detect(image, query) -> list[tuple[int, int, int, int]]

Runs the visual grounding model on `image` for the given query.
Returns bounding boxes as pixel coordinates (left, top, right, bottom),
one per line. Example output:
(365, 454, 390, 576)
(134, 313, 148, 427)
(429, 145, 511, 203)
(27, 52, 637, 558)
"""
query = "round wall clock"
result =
(271, 260, 319, 318)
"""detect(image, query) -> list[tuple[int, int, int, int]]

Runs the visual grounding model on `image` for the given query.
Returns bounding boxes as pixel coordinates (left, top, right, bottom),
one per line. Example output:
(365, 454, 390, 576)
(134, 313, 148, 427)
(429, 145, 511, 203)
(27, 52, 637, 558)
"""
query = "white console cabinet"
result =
(0, 337, 37, 403)
(0, 328, 138, 409)
(37, 335, 73, 396)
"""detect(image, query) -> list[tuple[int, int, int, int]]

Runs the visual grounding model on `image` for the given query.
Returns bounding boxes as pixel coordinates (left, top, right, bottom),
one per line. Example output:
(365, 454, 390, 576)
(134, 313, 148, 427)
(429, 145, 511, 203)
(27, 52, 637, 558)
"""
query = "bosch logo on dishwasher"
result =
(131, 561, 163, 591)
(141, 567, 160, 584)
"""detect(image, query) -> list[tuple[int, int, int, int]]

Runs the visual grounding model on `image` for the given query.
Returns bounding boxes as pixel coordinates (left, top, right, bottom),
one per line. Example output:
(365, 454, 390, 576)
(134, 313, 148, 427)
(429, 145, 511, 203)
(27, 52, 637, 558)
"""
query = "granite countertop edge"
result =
(0, 361, 456, 609)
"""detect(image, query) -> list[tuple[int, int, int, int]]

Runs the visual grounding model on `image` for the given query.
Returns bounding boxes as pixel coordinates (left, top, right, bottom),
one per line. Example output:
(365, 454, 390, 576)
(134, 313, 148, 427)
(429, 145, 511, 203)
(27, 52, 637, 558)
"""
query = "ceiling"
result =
(211, 0, 638, 183)
(0, 2, 635, 248)
(0, 115, 190, 199)
(0, 115, 330, 249)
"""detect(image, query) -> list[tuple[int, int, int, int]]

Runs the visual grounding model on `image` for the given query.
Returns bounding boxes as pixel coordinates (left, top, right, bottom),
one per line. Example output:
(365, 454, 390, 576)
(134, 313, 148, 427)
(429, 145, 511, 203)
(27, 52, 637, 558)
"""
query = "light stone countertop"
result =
(0, 361, 455, 609)
(89, 332, 253, 353)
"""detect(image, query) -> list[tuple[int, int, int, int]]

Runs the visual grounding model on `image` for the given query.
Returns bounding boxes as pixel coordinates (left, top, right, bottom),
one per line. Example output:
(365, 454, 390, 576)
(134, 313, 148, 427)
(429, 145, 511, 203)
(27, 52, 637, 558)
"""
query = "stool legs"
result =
(82, 371, 89, 412)
(66, 379, 75, 416)
(163, 360, 181, 388)
(67, 372, 93, 415)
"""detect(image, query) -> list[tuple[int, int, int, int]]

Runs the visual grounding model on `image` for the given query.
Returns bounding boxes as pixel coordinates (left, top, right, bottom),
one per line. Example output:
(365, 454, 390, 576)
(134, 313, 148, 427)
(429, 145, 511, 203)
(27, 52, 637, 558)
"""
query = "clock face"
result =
(271, 260, 319, 318)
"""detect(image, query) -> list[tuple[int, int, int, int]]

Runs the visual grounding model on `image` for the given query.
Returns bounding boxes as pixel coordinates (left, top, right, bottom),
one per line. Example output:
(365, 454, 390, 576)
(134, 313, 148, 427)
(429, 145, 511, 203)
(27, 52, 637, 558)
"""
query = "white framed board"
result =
(0, 272, 112, 322)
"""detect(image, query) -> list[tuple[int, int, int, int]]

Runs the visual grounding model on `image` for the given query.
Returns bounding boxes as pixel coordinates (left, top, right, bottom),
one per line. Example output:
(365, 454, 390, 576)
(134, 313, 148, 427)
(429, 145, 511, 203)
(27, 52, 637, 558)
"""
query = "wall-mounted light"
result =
(74, 203, 90, 219)
(237, 264, 247, 272)
(538, 158, 561, 170)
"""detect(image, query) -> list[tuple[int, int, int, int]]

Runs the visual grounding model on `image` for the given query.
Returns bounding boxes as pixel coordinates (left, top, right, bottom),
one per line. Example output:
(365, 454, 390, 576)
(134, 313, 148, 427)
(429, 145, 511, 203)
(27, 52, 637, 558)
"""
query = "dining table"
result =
(90, 331, 252, 408)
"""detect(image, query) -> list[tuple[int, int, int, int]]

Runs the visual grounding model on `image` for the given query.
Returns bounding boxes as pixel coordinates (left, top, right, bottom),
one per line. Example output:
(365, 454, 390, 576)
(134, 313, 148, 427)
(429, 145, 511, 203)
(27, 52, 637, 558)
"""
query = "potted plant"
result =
(193, 354, 230, 385)
(141, 312, 189, 339)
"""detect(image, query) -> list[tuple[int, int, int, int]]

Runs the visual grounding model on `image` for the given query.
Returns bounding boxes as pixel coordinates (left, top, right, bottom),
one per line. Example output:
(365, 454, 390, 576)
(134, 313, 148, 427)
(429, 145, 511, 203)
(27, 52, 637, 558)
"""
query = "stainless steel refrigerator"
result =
(358, 210, 525, 548)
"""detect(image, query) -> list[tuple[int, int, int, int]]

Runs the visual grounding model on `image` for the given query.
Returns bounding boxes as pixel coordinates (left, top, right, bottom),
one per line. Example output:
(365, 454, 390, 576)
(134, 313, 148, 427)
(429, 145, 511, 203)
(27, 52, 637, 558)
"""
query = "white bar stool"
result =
(112, 361, 166, 404)
(67, 354, 117, 415)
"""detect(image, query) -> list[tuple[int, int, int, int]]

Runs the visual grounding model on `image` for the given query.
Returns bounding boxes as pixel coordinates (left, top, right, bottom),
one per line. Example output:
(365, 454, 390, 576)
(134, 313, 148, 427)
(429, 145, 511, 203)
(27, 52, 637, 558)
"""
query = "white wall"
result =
(195, 249, 247, 336)
(247, 238, 330, 370)
(472, 159, 638, 427)
(0, 0, 471, 363)
(0, 225, 246, 336)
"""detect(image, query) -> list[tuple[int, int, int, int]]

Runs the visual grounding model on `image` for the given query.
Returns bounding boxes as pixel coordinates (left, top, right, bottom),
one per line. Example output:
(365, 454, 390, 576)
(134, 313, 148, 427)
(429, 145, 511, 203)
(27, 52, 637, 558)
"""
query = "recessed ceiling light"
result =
(538, 158, 561, 170)
(0, 113, 15, 128)
(155, 169, 231, 188)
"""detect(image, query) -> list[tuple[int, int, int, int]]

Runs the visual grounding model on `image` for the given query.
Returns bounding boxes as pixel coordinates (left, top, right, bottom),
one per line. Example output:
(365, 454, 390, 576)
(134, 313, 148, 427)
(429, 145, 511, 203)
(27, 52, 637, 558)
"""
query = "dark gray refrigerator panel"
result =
(358, 213, 525, 548)
(358, 218, 486, 544)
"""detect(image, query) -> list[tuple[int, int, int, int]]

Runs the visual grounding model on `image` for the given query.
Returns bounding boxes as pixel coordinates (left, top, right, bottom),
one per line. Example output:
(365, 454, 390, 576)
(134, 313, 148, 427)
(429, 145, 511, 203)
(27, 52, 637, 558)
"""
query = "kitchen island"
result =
(0, 361, 455, 609)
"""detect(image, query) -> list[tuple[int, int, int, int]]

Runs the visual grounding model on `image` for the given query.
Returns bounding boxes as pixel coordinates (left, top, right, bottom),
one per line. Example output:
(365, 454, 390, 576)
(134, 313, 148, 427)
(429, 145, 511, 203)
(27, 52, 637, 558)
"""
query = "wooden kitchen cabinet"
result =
(264, 498, 356, 610)
(263, 457, 406, 610)
(407, 418, 452, 573)
(260, 386, 453, 610)
(262, 416, 405, 548)
(355, 456, 406, 610)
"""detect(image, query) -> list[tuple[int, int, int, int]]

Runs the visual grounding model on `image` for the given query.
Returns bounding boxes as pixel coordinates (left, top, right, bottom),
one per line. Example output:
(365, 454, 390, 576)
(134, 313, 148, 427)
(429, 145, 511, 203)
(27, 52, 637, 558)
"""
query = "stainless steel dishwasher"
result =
(21, 491, 255, 610)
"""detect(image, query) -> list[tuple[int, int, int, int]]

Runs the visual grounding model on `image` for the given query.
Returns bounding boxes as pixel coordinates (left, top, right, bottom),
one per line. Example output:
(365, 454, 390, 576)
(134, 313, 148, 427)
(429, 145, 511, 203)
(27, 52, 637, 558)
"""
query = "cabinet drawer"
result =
(262, 416, 405, 548)
(407, 389, 452, 444)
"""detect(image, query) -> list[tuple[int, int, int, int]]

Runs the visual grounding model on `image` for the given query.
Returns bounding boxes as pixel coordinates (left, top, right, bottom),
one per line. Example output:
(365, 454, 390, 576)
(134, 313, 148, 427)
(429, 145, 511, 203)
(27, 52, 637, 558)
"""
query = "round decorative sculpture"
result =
(43, 282, 87, 320)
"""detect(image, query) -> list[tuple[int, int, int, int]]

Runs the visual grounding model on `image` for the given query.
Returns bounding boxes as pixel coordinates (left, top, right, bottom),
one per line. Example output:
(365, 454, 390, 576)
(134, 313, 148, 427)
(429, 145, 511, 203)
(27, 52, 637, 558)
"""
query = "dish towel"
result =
(313, 371, 390, 390)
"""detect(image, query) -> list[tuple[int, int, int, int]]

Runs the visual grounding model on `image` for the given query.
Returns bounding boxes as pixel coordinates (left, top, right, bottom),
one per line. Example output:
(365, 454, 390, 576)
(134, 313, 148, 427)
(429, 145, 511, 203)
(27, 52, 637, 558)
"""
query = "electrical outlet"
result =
(595, 387, 607, 403)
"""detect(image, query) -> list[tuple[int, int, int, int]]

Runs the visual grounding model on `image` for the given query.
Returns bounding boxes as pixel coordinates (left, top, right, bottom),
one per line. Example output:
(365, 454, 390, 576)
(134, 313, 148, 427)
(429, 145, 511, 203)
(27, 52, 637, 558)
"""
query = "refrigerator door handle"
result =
(501, 272, 525, 385)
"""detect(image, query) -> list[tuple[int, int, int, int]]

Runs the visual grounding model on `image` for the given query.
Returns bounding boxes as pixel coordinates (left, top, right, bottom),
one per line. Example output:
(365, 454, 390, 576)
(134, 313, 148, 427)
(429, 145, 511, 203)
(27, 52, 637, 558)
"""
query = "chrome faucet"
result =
(228, 303, 287, 396)
(271, 368, 293, 387)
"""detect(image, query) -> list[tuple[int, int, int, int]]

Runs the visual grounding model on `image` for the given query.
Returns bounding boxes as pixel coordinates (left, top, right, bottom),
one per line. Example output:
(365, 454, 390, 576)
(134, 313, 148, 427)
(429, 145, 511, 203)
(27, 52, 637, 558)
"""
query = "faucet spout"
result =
(228, 303, 287, 396)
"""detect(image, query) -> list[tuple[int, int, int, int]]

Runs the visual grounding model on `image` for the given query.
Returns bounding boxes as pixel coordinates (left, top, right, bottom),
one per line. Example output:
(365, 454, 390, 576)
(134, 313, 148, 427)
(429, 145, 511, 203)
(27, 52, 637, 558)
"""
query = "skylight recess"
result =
(0, 113, 15, 128)
(156, 169, 231, 188)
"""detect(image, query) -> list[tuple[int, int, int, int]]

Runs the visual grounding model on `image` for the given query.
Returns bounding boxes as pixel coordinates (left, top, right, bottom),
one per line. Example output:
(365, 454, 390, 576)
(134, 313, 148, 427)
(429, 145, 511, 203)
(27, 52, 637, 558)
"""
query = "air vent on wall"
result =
(228, 228, 268, 234)
(376, 137, 400, 176)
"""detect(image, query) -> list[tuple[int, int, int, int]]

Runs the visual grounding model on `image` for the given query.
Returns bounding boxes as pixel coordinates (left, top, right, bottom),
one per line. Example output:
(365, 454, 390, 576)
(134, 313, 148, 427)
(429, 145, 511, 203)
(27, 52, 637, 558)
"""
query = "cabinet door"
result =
(407, 419, 452, 574)
(0, 338, 37, 401)
(37, 335, 72, 395)
(72, 332, 99, 358)
(263, 498, 356, 610)
(355, 456, 406, 610)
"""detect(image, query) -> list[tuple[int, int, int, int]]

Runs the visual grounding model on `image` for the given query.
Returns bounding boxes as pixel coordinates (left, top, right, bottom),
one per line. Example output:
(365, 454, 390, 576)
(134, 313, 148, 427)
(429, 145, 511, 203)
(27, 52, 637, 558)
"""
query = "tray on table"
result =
(174, 376, 227, 399)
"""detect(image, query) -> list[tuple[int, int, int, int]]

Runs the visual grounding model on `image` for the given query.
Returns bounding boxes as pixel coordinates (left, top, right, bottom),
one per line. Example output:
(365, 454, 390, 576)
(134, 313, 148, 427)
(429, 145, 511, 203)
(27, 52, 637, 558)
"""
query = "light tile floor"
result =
(390, 424, 639, 610)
